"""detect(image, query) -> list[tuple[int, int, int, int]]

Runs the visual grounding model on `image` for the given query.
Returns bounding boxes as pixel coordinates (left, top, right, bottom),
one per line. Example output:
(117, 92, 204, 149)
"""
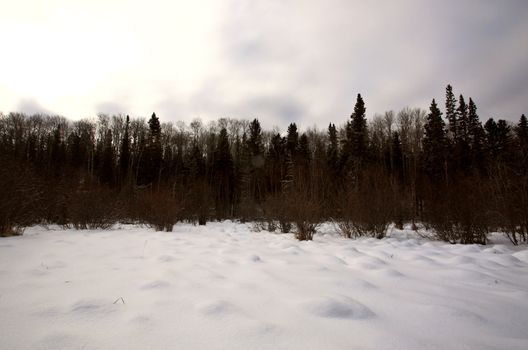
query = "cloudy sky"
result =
(1, 0, 527, 128)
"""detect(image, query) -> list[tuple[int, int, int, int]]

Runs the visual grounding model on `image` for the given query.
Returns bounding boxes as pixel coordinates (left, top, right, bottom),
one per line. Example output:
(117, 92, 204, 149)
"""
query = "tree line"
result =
(1, 85, 527, 244)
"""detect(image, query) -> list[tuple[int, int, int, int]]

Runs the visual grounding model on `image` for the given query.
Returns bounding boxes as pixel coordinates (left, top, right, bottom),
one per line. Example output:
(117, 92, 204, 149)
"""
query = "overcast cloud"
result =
(0, 0, 527, 129)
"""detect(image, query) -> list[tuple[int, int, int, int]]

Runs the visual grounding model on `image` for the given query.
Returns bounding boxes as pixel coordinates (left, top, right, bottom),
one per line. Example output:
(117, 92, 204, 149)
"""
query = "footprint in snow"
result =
(248, 254, 261, 262)
(196, 300, 239, 317)
(302, 296, 375, 320)
(158, 255, 176, 263)
(141, 280, 171, 290)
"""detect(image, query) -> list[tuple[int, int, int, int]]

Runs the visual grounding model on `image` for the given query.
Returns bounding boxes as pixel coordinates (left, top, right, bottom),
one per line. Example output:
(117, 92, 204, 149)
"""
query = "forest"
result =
(1, 85, 527, 244)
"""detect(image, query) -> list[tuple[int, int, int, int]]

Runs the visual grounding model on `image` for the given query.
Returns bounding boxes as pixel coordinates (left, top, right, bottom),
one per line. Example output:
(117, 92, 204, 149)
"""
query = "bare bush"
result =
(0, 158, 43, 236)
(133, 190, 181, 232)
(67, 187, 119, 230)
(262, 194, 292, 233)
(253, 218, 277, 232)
(424, 180, 489, 244)
(487, 165, 528, 245)
(282, 191, 322, 241)
(337, 167, 394, 239)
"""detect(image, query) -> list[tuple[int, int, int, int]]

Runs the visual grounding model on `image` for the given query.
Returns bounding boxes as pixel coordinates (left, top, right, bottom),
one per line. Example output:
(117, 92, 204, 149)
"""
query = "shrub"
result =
(67, 187, 119, 230)
(134, 190, 181, 232)
(262, 194, 292, 233)
(0, 158, 42, 236)
(337, 167, 394, 239)
(284, 190, 322, 241)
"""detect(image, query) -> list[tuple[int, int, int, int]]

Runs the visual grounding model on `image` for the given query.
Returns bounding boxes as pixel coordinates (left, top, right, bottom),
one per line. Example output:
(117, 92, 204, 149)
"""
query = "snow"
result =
(1, 222, 528, 350)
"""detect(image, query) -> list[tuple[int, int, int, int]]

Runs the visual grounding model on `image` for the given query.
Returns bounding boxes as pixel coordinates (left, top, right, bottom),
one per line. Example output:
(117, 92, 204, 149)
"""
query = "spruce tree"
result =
(445, 85, 458, 140)
(326, 123, 339, 175)
(247, 118, 264, 204)
(467, 99, 486, 172)
(516, 114, 528, 150)
(297, 133, 311, 187)
(119, 115, 130, 180)
(100, 129, 114, 186)
(138, 113, 163, 186)
(457, 95, 469, 144)
(213, 128, 234, 218)
(391, 131, 404, 183)
(248, 119, 263, 158)
(286, 123, 299, 157)
(350, 93, 367, 160)
(515, 114, 528, 171)
(267, 133, 286, 193)
(423, 99, 447, 184)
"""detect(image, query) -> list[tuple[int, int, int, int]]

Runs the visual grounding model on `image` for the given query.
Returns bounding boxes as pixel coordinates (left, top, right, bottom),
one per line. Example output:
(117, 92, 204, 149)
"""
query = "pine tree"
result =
(247, 119, 264, 203)
(516, 114, 528, 151)
(350, 93, 367, 159)
(515, 114, 528, 173)
(445, 84, 458, 140)
(297, 133, 311, 188)
(100, 129, 114, 186)
(187, 143, 209, 225)
(484, 118, 499, 159)
(138, 113, 163, 186)
(457, 95, 469, 144)
(391, 131, 404, 183)
(423, 99, 447, 184)
(119, 115, 130, 180)
(326, 123, 339, 175)
(467, 99, 485, 172)
(286, 123, 299, 157)
(213, 128, 234, 218)
(496, 119, 512, 157)
(248, 119, 263, 158)
(267, 133, 286, 193)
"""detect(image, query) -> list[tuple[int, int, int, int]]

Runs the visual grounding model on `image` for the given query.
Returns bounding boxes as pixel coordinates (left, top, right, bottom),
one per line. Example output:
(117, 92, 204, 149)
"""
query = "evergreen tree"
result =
(450, 95, 470, 173)
(267, 133, 286, 193)
(138, 113, 163, 186)
(119, 115, 130, 180)
(349, 93, 368, 160)
(423, 99, 447, 184)
(186, 143, 209, 225)
(515, 114, 528, 150)
(515, 114, 528, 171)
(467, 99, 485, 172)
(248, 119, 263, 158)
(391, 131, 404, 183)
(445, 84, 458, 140)
(100, 129, 114, 186)
(247, 119, 264, 204)
(213, 128, 234, 218)
(297, 133, 311, 186)
(286, 123, 299, 157)
(326, 123, 339, 175)
(496, 119, 512, 158)
(484, 118, 499, 159)
(457, 95, 469, 144)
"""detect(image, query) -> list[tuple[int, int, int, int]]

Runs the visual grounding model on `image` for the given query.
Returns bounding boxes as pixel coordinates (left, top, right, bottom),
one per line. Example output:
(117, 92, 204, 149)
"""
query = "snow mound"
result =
(303, 296, 375, 319)
(197, 300, 239, 317)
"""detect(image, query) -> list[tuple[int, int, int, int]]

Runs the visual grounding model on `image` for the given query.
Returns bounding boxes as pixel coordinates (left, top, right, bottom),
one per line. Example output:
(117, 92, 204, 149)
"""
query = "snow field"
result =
(0, 222, 528, 349)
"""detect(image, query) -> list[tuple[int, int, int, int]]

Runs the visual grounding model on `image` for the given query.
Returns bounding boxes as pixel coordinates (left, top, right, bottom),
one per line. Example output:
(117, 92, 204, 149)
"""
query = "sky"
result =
(0, 0, 527, 129)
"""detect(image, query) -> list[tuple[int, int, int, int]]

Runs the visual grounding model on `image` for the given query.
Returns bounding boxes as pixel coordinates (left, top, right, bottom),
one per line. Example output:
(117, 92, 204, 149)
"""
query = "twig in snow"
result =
(113, 297, 125, 304)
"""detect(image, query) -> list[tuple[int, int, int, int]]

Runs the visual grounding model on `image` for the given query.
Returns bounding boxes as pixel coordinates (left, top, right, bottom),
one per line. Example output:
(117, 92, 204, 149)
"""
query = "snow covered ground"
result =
(1, 222, 528, 350)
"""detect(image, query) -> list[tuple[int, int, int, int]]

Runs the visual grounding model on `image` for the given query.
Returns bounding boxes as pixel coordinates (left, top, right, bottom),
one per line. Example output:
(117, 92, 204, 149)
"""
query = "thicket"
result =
(0, 85, 526, 244)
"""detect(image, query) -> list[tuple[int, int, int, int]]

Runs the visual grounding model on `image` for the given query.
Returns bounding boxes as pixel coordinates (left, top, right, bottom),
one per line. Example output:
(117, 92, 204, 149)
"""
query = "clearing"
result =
(1, 222, 527, 349)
